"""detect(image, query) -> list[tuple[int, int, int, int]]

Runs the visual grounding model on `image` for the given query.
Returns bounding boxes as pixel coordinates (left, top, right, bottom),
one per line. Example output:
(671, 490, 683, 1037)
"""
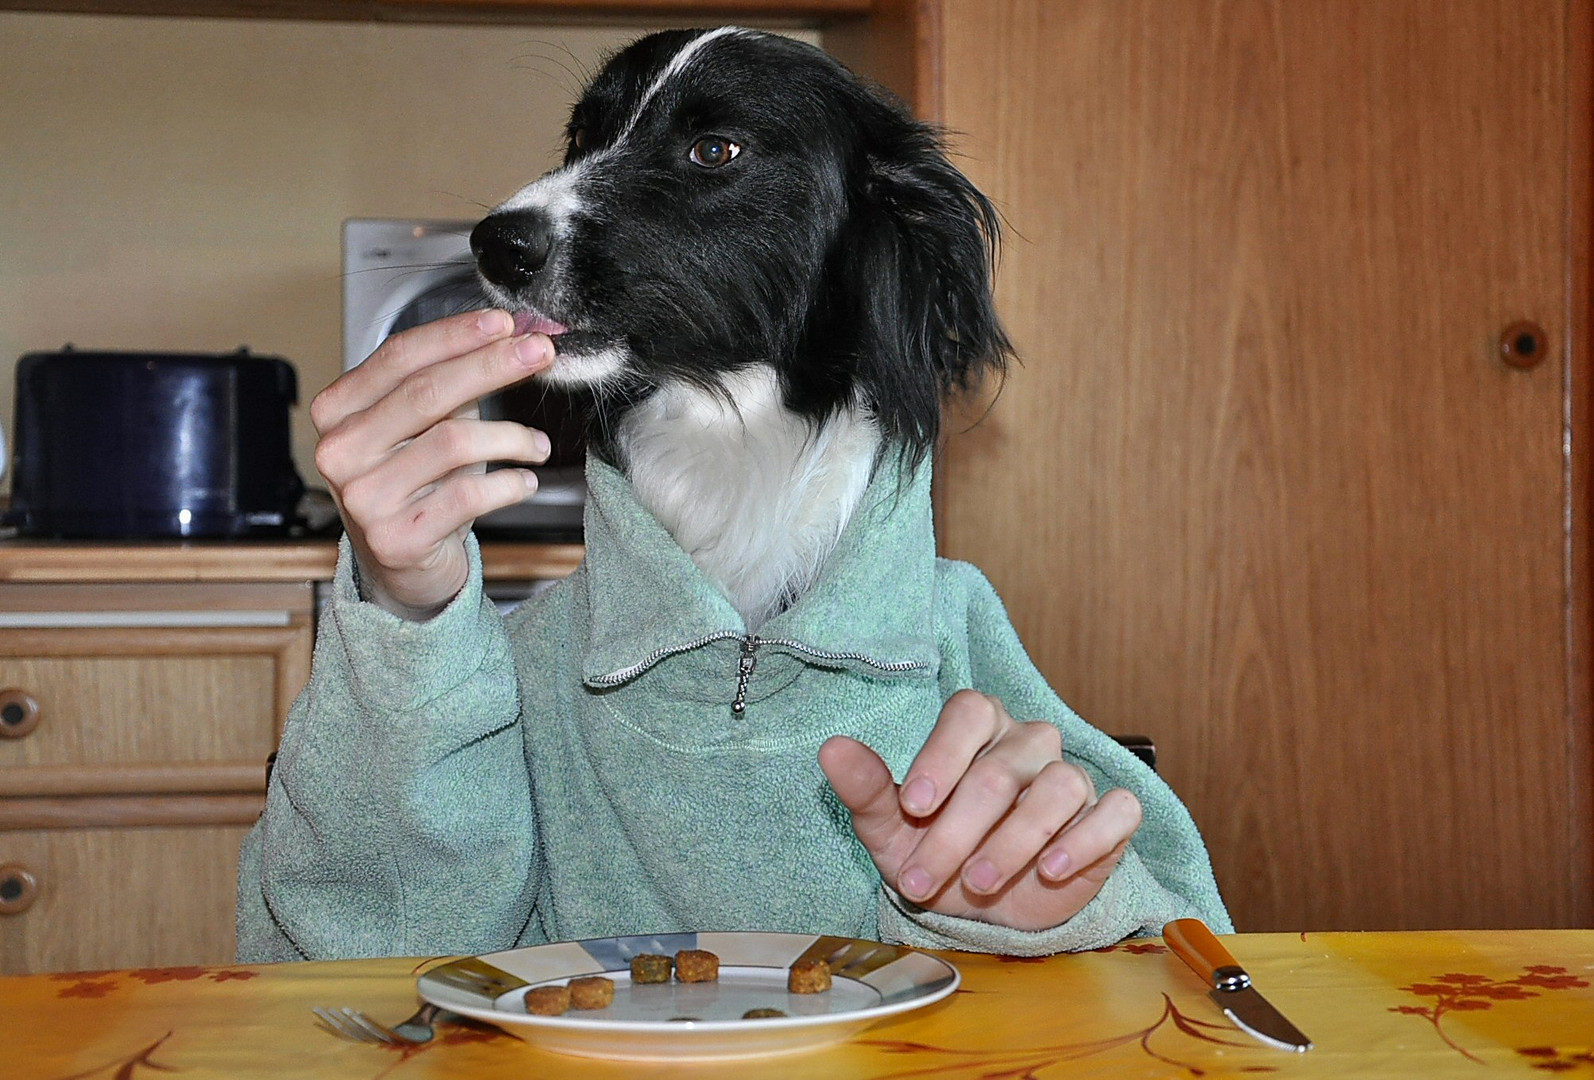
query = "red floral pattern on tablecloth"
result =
(47, 1032, 174, 1080)
(860, 992, 1275, 1078)
(51, 965, 259, 999)
(1519, 1046, 1594, 1073)
(1391, 965, 1591, 1064)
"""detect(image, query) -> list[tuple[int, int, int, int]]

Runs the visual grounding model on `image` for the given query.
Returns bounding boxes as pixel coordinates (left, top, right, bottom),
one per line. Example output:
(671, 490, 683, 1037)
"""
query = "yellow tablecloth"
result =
(5, 931, 1592, 1079)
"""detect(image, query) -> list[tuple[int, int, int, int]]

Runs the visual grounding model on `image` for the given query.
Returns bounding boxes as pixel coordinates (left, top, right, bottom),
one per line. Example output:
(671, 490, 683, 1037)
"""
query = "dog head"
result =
(471, 27, 1011, 465)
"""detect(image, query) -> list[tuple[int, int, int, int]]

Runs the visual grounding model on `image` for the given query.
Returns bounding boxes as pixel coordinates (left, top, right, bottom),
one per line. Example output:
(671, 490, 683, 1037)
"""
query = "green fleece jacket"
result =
(236, 456, 1230, 962)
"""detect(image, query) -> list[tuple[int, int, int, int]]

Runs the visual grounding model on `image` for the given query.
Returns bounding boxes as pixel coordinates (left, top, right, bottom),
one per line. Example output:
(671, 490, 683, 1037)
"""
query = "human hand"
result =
(310, 309, 555, 620)
(818, 690, 1143, 932)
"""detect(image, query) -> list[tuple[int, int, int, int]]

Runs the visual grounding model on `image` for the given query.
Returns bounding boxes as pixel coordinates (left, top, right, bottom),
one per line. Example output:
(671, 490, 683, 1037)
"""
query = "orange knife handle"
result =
(1164, 918, 1241, 985)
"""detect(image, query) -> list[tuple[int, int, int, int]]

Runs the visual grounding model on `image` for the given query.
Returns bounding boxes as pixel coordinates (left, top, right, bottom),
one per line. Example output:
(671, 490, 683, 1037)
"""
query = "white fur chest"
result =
(615, 366, 880, 628)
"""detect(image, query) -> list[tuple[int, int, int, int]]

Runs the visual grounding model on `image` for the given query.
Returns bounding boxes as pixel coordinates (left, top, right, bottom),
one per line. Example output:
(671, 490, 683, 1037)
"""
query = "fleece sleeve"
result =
(876, 561, 1233, 955)
(235, 534, 538, 962)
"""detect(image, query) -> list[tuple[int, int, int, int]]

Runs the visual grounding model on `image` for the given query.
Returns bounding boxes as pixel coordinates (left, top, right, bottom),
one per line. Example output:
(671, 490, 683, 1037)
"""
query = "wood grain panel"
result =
(0, 0, 870, 20)
(935, 0, 1588, 930)
(0, 825, 253, 974)
(0, 653, 280, 769)
(0, 762, 267, 797)
(0, 794, 265, 828)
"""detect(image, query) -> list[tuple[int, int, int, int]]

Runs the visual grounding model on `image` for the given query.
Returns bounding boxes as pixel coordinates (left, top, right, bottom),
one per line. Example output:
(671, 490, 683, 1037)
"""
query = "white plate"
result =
(417, 931, 960, 1061)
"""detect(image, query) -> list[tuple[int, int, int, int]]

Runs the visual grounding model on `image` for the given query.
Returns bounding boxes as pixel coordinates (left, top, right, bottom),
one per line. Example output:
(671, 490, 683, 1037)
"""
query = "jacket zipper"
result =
(731, 635, 928, 714)
(730, 638, 759, 714)
(590, 632, 930, 712)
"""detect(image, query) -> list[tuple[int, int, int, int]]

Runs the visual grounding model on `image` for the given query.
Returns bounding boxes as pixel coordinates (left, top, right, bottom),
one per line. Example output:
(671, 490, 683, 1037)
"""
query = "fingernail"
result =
(898, 867, 932, 900)
(478, 309, 511, 337)
(522, 469, 539, 493)
(514, 334, 550, 368)
(1040, 848, 1071, 879)
(532, 431, 552, 459)
(901, 776, 935, 815)
(964, 858, 1001, 893)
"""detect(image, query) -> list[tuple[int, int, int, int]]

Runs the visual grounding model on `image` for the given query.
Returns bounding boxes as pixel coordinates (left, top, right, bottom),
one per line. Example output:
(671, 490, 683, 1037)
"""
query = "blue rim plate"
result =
(417, 931, 960, 1061)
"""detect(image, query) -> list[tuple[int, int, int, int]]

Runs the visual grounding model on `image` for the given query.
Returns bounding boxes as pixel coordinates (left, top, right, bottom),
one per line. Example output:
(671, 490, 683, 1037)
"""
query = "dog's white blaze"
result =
(502, 25, 745, 225)
(617, 26, 748, 147)
(617, 365, 880, 630)
(497, 161, 587, 231)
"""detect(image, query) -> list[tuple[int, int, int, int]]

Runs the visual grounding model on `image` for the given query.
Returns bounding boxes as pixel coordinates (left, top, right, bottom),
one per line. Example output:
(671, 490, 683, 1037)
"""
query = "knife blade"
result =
(1163, 918, 1313, 1052)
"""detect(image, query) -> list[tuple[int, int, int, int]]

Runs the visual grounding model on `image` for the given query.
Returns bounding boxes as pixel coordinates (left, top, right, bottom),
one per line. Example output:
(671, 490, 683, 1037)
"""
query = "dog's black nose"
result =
(471, 211, 554, 292)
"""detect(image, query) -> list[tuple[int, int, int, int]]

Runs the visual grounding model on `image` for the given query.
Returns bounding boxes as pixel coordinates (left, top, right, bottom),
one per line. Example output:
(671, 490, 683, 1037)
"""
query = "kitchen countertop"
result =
(0, 537, 585, 584)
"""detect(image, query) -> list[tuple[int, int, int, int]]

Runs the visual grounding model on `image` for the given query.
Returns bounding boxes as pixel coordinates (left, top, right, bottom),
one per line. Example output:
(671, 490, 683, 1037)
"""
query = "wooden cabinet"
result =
(0, 541, 581, 974)
(931, 0, 1593, 932)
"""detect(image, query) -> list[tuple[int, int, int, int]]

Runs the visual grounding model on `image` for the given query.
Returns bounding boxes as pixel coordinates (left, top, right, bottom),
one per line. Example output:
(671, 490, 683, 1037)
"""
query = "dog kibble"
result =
(787, 958, 832, 994)
(630, 953, 673, 984)
(569, 975, 615, 1010)
(674, 949, 720, 983)
(524, 985, 571, 1015)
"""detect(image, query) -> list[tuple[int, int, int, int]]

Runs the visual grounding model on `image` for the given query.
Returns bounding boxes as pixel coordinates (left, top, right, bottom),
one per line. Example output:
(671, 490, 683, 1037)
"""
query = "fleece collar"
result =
(578, 453, 941, 687)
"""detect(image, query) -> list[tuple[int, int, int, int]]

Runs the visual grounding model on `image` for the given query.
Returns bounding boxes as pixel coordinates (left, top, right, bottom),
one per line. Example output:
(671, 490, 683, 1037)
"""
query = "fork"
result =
(314, 1002, 441, 1045)
(314, 960, 525, 1045)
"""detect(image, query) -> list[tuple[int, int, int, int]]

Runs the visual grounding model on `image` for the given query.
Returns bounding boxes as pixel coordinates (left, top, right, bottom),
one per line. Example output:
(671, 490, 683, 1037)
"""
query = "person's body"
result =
(235, 311, 1230, 962)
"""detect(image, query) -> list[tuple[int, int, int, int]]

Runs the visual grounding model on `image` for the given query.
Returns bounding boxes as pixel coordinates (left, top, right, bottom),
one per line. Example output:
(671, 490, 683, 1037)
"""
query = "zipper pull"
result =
(731, 637, 759, 714)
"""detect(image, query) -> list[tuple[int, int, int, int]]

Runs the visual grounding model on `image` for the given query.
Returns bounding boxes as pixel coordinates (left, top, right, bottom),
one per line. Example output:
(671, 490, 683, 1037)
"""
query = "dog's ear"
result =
(829, 100, 1014, 463)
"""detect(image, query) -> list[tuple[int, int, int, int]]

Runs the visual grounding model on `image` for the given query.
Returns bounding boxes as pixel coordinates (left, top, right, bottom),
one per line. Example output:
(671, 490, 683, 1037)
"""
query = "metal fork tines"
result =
(314, 1004, 437, 1046)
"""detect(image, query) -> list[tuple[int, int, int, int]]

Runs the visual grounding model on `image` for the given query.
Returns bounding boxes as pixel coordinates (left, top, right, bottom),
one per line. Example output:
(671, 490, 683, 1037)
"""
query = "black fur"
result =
(471, 28, 1012, 468)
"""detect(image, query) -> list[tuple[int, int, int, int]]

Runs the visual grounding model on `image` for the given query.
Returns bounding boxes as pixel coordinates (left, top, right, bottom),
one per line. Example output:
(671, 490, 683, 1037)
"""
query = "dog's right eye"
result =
(569, 126, 588, 152)
(689, 136, 742, 169)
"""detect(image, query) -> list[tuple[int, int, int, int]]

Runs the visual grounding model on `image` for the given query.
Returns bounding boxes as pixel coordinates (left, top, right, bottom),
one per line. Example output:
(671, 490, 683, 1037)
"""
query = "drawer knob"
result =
(0, 688, 41, 739)
(1498, 320, 1549, 369)
(0, 863, 39, 915)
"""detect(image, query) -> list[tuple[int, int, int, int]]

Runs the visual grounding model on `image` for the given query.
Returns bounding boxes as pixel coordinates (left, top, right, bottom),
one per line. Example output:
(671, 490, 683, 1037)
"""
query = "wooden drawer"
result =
(0, 825, 253, 973)
(0, 647, 285, 768)
(0, 583, 312, 803)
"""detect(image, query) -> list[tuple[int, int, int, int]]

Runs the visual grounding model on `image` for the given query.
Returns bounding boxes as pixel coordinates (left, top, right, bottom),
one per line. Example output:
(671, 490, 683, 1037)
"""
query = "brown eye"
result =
(569, 126, 587, 151)
(689, 136, 741, 168)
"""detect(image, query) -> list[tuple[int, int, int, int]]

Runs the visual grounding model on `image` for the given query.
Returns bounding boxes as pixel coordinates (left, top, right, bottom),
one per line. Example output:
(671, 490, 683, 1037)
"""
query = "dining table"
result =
(5, 929, 1592, 1079)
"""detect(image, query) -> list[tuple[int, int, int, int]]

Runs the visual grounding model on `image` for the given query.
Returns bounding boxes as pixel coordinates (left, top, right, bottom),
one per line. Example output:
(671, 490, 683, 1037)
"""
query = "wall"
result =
(0, 14, 816, 495)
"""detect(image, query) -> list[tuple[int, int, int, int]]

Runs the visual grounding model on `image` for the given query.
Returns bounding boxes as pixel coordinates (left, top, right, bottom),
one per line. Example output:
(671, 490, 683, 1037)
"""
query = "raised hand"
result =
(309, 309, 555, 620)
(818, 690, 1143, 932)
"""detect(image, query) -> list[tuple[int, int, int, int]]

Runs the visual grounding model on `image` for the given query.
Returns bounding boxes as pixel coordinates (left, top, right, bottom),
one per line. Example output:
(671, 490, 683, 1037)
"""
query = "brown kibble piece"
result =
(524, 985, 571, 1015)
(743, 1007, 787, 1019)
(674, 948, 720, 983)
(569, 975, 615, 1010)
(630, 953, 672, 984)
(787, 957, 832, 994)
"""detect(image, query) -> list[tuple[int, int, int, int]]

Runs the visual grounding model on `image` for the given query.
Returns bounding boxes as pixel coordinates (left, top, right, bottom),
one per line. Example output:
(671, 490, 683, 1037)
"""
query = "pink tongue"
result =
(512, 311, 568, 337)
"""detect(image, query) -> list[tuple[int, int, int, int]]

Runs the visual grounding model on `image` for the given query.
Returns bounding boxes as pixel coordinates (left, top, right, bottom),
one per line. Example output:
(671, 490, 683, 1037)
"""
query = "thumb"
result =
(819, 735, 908, 855)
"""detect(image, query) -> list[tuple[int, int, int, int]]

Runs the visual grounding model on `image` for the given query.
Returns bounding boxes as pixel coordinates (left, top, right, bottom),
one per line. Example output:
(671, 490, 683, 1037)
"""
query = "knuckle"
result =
(374, 323, 416, 368)
(432, 418, 475, 462)
(337, 474, 378, 520)
(1036, 761, 1093, 805)
(399, 368, 447, 416)
(1104, 787, 1144, 828)
(1019, 720, 1063, 756)
(313, 429, 353, 483)
(966, 760, 1022, 805)
(308, 388, 339, 434)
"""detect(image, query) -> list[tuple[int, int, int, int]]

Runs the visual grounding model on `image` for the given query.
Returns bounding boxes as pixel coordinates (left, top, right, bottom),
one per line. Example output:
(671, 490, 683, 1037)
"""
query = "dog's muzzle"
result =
(471, 210, 555, 293)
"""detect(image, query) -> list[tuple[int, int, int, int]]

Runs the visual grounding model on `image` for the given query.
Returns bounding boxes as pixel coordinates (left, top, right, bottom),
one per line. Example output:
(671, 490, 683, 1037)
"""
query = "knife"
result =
(1163, 918, 1314, 1052)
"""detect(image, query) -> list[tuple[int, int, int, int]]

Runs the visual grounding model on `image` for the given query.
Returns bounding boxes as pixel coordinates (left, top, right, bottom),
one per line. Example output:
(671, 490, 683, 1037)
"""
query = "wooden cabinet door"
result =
(0, 826, 251, 973)
(934, 0, 1591, 930)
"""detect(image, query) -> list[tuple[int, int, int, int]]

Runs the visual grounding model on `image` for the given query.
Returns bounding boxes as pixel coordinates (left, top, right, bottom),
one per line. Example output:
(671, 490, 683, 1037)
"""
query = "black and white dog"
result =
(471, 27, 1011, 627)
